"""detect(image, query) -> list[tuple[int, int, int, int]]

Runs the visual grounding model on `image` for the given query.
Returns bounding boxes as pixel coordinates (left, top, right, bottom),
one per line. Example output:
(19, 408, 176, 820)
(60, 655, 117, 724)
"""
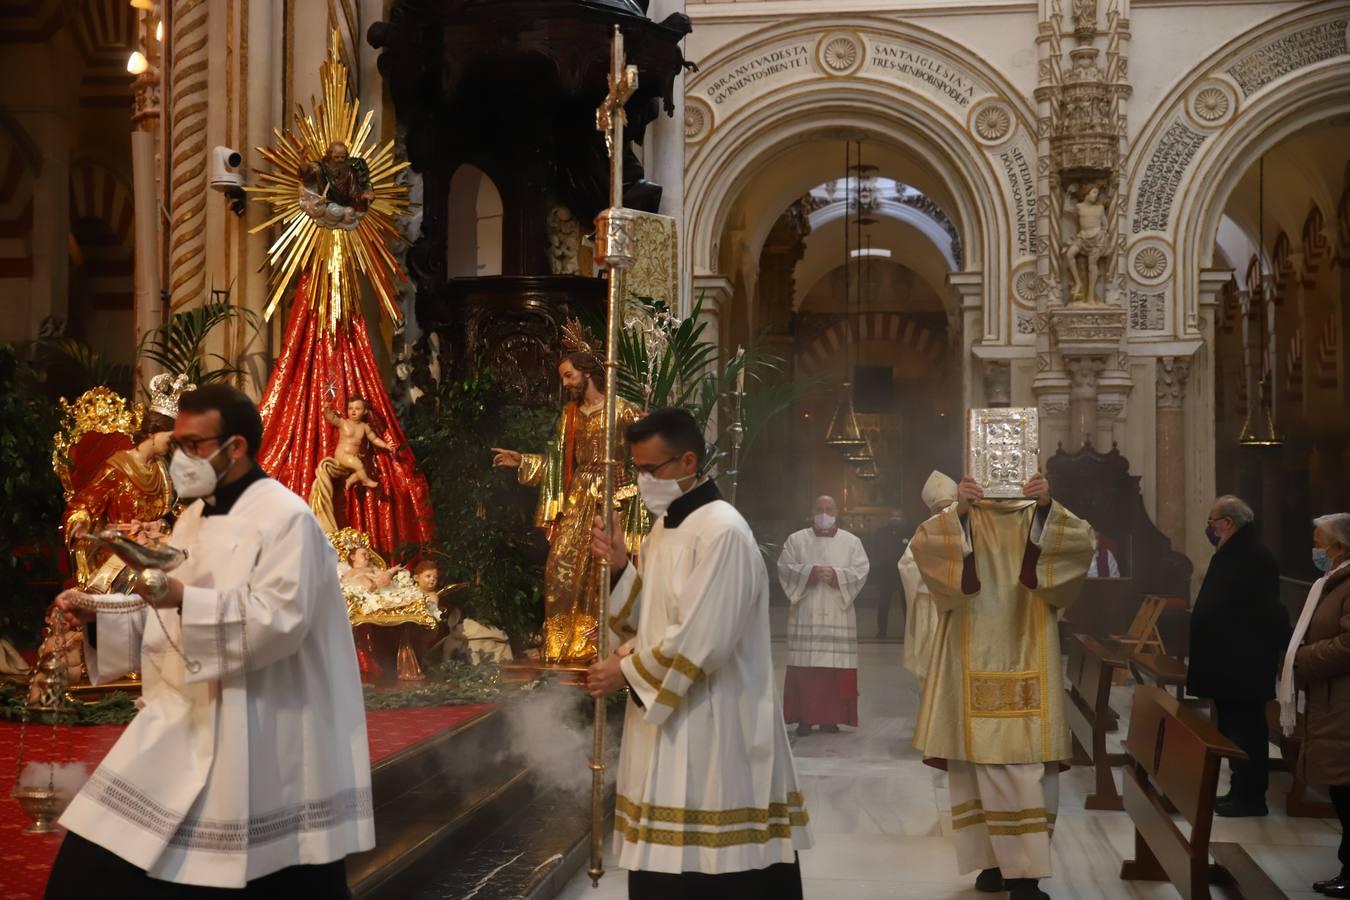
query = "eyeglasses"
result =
(634, 456, 679, 476)
(169, 434, 225, 456)
(1206, 515, 1232, 527)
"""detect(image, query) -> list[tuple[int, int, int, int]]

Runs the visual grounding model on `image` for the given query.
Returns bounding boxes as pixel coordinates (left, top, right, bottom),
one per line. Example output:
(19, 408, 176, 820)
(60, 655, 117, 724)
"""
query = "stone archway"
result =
(683, 17, 1040, 355)
(1122, 2, 1350, 578)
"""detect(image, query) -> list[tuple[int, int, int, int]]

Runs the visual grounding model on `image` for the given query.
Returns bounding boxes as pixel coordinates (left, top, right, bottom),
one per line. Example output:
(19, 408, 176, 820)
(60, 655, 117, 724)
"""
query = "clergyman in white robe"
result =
(53, 465, 373, 891)
(899, 470, 959, 692)
(777, 497, 870, 732)
(607, 477, 812, 885)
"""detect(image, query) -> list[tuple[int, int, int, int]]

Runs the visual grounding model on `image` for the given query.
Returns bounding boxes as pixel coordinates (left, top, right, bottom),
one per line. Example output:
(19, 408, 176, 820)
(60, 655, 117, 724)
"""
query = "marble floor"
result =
(556, 637, 1343, 900)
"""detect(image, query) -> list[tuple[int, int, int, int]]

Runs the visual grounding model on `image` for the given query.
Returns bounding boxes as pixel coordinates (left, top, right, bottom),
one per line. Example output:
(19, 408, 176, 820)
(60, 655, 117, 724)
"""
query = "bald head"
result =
(813, 495, 837, 516)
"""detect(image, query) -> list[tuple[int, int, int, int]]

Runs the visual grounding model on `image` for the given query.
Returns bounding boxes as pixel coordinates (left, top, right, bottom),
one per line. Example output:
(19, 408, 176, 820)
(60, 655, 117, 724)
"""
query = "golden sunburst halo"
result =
(248, 30, 411, 332)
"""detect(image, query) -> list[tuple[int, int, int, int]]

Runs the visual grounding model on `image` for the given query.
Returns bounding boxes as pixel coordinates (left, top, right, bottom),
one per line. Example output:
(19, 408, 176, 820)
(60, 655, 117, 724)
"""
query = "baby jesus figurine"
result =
(340, 546, 404, 593)
(325, 396, 394, 490)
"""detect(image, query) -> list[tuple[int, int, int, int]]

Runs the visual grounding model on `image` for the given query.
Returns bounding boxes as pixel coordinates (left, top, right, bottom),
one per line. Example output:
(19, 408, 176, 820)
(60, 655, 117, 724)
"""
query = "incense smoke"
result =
(499, 682, 605, 796)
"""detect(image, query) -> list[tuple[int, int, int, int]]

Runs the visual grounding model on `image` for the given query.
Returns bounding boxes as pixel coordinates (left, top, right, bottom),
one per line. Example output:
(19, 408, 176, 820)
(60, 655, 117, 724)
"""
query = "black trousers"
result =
(875, 575, 898, 639)
(45, 831, 352, 900)
(1330, 784, 1350, 874)
(1212, 698, 1271, 803)
(628, 858, 804, 900)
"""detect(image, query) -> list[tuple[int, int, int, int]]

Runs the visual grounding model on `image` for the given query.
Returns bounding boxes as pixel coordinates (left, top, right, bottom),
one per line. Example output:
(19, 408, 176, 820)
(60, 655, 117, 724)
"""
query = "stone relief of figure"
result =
(1063, 184, 1110, 305)
(547, 206, 582, 275)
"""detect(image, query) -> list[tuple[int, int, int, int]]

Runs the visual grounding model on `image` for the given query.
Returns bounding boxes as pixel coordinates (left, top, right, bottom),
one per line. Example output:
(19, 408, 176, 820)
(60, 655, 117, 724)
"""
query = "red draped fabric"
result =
(257, 270, 434, 556)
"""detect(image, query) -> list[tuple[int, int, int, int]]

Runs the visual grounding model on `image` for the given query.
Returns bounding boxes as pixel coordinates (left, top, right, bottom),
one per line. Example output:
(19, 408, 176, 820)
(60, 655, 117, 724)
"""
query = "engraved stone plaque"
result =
(967, 407, 1040, 499)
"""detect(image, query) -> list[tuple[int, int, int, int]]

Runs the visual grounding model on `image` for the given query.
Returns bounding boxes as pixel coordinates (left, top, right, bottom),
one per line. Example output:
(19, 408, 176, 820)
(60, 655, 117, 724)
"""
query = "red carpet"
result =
(0, 703, 493, 899)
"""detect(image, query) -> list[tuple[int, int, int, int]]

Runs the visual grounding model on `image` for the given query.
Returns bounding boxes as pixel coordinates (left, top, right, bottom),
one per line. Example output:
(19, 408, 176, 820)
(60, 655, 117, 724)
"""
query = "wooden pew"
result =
(1264, 701, 1335, 819)
(1128, 649, 1189, 702)
(1065, 634, 1127, 810)
(1120, 686, 1288, 900)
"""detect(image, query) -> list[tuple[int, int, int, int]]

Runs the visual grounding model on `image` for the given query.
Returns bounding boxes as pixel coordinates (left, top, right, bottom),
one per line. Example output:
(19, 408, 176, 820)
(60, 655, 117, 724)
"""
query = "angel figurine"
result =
(298, 141, 374, 231)
(324, 396, 394, 490)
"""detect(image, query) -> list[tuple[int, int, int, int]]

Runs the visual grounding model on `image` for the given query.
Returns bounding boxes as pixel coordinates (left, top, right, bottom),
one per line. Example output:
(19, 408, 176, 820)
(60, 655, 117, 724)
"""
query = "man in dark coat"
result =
(870, 511, 908, 639)
(1187, 494, 1290, 817)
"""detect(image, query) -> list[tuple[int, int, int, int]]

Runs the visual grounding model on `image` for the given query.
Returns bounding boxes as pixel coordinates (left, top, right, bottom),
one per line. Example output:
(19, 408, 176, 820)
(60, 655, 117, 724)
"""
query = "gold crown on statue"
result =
(148, 373, 196, 419)
(561, 319, 599, 357)
(331, 527, 374, 564)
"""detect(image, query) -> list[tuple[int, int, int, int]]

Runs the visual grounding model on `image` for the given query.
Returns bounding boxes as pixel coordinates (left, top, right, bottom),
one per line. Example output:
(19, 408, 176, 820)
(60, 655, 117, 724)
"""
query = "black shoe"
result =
(974, 868, 1004, 892)
(820, 724, 840, 733)
(1315, 874, 1350, 896)
(1007, 878, 1051, 900)
(1214, 797, 1268, 818)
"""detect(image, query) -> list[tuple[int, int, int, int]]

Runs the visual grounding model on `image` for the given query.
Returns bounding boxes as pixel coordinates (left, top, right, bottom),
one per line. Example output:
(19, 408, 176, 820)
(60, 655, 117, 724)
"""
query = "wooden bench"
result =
(1264, 701, 1335, 818)
(1120, 686, 1288, 900)
(1129, 649, 1189, 702)
(1065, 634, 1128, 810)
(1112, 594, 1170, 655)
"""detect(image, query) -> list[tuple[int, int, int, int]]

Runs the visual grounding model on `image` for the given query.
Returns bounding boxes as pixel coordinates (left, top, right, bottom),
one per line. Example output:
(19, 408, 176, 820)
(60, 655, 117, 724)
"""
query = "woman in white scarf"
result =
(1278, 513, 1350, 897)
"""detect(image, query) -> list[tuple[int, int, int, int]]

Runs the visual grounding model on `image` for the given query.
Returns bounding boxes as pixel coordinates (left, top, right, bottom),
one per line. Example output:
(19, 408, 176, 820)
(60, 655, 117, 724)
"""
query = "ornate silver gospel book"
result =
(967, 407, 1040, 499)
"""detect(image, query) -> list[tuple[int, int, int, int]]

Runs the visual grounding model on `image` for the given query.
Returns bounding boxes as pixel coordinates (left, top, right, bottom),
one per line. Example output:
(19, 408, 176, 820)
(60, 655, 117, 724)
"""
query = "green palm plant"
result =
(611, 296, 816, 465)
(136, 292, 260, 385)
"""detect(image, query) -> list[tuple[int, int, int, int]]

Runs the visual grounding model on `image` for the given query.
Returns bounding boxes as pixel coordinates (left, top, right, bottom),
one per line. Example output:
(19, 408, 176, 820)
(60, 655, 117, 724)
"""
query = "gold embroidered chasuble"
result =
(518, 398, 645, 663)
(911, 500, 1094, 764)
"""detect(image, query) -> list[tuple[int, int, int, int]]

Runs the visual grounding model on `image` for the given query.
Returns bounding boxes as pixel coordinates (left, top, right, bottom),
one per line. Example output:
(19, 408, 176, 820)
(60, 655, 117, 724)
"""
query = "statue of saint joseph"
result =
(493, 324, 647, 663)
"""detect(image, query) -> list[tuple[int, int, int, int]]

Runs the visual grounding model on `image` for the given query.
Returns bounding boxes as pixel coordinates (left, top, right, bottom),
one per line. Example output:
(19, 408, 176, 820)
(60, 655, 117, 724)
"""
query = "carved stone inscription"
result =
(866, 41, 979, 107)
(1226, 20, 1348, 97)
(704, 42, 813, 106)
(998, 144, 1038, 256)
(1129, 290, 1165, 331)
(1132, 121, 1207, 234)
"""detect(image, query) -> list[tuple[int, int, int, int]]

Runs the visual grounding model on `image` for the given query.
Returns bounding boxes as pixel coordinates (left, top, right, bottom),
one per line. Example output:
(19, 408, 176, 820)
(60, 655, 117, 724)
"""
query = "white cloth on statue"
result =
(899, 545, 937, 683)
(609, 490, 811, 874)
(61, 479, 373, 888)
(778, 528, 870, 669)
(462, 617, 514, 663)
(948, 761, 1058, 879)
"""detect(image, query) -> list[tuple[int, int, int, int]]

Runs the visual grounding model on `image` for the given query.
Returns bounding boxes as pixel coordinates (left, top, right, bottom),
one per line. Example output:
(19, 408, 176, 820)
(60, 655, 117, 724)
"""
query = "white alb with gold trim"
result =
(610, 493, 811, 874)
(59, 479, 374, 887)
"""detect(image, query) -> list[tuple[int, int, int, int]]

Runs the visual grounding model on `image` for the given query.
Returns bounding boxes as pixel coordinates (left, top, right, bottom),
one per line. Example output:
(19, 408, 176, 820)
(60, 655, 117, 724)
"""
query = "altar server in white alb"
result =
(778, 495, 870, 735)
(587, 408, 811, 900)
(50, 384, 372, 898)
(898, 470, 959, 692)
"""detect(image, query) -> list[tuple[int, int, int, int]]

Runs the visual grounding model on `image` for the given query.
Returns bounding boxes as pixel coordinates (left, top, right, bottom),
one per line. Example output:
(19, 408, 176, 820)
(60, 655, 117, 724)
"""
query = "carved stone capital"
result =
(982, 359, 1012, 406)
(1156, 356, 1192, 410)
(1065, 355, 1106, 397)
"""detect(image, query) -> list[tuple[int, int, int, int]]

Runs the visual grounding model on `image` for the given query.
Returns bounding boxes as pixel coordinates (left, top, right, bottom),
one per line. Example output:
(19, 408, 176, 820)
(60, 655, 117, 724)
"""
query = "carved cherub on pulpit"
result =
(1063, 184, 1110, 305)
(324, 396, 394, 490)
(298, 141, 375, 231)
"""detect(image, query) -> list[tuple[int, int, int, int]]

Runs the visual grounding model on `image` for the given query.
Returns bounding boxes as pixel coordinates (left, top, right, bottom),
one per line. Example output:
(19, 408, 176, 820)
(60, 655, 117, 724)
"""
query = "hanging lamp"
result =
(853, 435, 880, 479)
(1238, 155, 1283, 448)
(825, 381, 867, 451)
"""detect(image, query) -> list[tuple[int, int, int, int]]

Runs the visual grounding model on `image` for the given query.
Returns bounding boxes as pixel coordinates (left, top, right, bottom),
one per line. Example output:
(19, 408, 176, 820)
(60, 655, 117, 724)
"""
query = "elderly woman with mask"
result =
(1280, 513, 1350, 897)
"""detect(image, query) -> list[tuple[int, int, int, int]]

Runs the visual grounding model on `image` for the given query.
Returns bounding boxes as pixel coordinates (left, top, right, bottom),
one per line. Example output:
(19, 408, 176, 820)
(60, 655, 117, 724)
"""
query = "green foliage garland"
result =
(0, 345, 64, 643)
(402, 375, 556, 646)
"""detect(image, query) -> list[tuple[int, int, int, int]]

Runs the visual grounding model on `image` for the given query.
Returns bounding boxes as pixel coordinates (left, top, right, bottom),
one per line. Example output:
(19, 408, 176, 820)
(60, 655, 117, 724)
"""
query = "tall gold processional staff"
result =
(588, 24, 640, 887)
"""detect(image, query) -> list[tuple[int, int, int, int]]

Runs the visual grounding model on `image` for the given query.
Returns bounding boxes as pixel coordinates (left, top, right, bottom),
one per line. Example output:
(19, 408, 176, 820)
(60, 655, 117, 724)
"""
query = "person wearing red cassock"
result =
(778, 495, 870, 735)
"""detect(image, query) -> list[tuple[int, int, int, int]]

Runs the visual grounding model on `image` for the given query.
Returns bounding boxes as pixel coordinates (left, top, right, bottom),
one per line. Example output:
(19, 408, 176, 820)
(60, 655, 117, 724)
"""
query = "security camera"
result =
(209, 146, 246, 215)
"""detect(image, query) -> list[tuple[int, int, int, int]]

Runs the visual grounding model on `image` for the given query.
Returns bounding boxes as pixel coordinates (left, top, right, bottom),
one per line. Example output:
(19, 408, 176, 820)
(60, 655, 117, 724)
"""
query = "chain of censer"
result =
(63, 593, 204, 675)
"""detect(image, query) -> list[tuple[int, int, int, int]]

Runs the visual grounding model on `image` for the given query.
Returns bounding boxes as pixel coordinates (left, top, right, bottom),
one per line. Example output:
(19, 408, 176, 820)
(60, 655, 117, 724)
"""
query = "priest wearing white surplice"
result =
(910, 472, 1094, 900)
(49, 385, 372, 898)
(777, 495, 870, 735)
(587, 408, 810, 900)
(899, 470, 959, 693)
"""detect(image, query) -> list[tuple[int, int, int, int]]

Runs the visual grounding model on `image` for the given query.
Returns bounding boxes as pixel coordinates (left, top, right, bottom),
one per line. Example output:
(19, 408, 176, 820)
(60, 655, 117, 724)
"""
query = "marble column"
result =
(981, 359, 1011, 407)
(1065, 356, 1105, 449)
(1155, 356, 1191, 551)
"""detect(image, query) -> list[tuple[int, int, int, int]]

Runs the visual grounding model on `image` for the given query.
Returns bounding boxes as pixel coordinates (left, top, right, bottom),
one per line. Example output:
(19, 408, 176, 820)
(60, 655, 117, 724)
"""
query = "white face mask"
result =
(813, 513, 836, 532)
(169, 439, 235, 499)
(637, 472, 687, 517)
